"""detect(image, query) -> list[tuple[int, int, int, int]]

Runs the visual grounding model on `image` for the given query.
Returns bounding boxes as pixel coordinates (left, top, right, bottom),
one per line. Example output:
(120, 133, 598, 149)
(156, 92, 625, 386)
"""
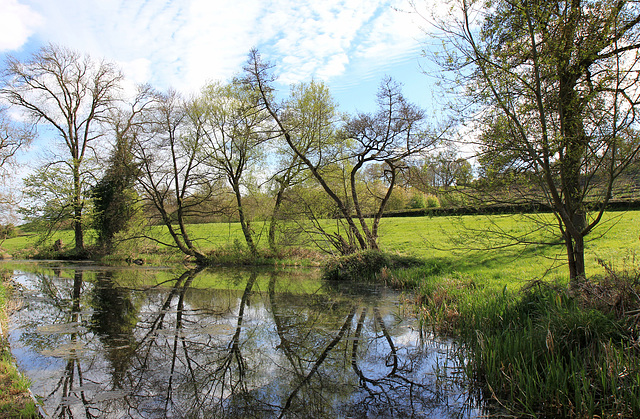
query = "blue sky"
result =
(0, 0, 443, 114)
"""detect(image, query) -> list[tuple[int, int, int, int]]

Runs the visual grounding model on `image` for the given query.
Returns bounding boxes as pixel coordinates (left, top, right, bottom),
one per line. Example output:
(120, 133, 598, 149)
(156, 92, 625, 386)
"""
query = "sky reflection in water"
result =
(7, 262, 482, 418)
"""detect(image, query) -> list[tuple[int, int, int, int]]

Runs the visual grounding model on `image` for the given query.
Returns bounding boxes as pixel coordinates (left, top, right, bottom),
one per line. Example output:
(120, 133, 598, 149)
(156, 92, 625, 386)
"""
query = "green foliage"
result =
(407, 193, 440, 209)
(407, 193, 426, 209)
(19, 162, 96, 253)
(323, 250, 390, 281)
(91, 176, 139, 252)
(437, 190, 466, 208)
(19, 165, 76, 232)
(0, 224, 16, 241)
(425, 194, 440, 208)
(91, 120, 141, 252)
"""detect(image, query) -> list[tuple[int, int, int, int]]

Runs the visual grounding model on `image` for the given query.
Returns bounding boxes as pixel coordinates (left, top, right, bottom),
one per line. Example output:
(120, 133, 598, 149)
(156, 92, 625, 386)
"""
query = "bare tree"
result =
(344, 76, 443, 249)
(132, 90, 210, 263)
(0, 106, 33, 241)
(0, 106, 32, 172)
(1, 44, 122, 253)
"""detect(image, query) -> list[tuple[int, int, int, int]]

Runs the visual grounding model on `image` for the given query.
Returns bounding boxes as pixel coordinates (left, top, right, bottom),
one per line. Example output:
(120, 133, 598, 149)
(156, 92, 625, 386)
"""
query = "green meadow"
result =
(5, 210, 638, 288)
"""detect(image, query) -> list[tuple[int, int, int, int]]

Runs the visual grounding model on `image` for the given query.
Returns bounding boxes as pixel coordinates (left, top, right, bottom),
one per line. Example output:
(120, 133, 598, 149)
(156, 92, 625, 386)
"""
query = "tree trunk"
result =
(566, 210, 587, 285)
(350, 162, 378, 251)
(370, 163, 398, 249)
(73, 166, 84, 253)
(233, 184, 257, 256)
(268, 183, 286, 252)
(74, 207, 84, 253)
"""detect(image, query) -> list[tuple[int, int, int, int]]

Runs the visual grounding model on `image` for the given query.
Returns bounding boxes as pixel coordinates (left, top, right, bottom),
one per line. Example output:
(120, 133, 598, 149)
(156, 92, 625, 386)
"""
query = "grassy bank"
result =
(411, 264, 640, 418)
(0, 275, 38, 418)
(312, 211, 640, 417)
(4, 210, 639, 278)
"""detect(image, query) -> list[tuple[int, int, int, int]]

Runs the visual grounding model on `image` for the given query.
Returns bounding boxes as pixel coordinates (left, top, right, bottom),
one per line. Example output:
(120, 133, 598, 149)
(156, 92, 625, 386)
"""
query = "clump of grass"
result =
(417, 274, 478, 335)
(322, 250, 422, 282)
(421, 266, 640, 417)
(0, 354, 38, 418)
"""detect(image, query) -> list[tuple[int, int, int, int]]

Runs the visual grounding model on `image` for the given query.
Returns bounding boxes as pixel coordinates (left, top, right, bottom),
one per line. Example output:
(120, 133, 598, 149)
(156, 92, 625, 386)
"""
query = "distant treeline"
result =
(381, 199, 640, 218)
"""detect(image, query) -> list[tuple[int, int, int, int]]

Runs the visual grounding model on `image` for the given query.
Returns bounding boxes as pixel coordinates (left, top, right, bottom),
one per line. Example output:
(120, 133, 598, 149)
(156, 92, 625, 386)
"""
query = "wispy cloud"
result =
(3, 0, 429, 93)
(258, 0, 427, 85)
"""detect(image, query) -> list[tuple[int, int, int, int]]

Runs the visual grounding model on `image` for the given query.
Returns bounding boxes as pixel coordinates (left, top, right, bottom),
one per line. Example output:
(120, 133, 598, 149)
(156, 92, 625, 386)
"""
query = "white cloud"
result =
(178, 0, 265, 91)
(356, 1, 424, 62)
(3, 0, 432, 93)
(255, 0, 430, 86)
(261, 0, 380, 83)
(0, 0, 43, 51)
(118, 58, 152, 85)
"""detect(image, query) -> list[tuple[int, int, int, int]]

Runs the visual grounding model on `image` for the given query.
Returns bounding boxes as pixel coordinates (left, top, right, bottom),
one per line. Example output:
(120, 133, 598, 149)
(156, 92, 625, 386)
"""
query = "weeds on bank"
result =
(0, 278, 39, 418)
(0, 353, 38, 419)
(205, 241, 325, 267)
(418, 262, 640, 418)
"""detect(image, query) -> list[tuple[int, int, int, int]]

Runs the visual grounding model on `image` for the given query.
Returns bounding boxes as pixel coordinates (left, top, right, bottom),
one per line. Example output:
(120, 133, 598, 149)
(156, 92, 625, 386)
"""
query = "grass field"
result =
(4, 210, 639, 287)
(379, 210, 640, 290)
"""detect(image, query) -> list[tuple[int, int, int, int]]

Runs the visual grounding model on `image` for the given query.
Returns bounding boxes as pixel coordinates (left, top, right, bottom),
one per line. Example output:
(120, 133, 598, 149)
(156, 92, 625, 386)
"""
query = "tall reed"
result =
(421, 272, 640, 417)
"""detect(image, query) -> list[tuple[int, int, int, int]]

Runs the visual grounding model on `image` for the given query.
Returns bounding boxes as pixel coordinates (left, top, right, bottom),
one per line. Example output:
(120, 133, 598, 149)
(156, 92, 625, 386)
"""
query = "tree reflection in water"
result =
(8, 264, 480, 418)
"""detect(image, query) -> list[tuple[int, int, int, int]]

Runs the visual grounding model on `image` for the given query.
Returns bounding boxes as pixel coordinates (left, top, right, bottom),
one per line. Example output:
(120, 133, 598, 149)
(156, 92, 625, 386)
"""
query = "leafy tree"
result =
(197, 81, 272, 256)
(407, 147, 472, 191)
(434, 0, 640, 283)
(245, 50, 440, 254)
(20, 164, 83, 245)
(1, 44, 122, 253)
(269, 80, 342, 252)
(267, 147, 309, 251)
(92, 86, 154, 251)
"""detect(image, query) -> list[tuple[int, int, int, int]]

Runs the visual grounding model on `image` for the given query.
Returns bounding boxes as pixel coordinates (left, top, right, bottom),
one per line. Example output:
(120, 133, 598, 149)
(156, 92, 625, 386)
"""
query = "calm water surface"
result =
(5, 261, 481, 418)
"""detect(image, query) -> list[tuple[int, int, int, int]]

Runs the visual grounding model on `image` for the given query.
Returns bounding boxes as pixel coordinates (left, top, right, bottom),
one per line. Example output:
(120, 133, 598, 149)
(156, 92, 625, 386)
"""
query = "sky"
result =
(0, 0, 444, 115)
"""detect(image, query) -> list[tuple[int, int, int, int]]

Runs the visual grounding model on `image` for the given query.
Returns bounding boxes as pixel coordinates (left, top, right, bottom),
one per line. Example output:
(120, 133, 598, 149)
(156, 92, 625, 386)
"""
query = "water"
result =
(5, 261, 482, 418)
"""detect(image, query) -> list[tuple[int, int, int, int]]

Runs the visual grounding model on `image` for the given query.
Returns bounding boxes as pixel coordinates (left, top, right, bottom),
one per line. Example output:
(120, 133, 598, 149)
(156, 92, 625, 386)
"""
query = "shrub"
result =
(425, 194, 440, 208)
(322, 250, 422, 282)
(407, 193, 440, 209)
(0, 224, 16, 240)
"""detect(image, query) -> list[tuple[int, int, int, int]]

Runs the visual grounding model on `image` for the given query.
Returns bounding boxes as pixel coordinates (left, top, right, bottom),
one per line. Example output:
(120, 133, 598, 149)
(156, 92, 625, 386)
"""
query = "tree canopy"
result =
(433, 0, 640, 283)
